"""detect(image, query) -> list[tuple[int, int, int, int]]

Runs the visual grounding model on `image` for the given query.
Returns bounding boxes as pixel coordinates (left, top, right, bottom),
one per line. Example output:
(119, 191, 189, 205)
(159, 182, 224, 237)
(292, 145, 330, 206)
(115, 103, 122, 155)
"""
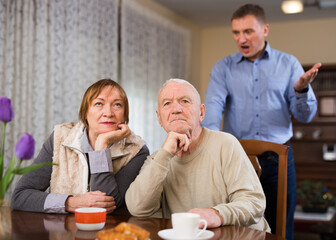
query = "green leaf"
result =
(0, 122, 7, 178)
(0, 154, 3, 179)
(13, 162, 55, 175)
(3, 156, 16, 180)
(0, 179, 5, 199)
(4, 173, 14, 192)
(1, 156, 17, 195)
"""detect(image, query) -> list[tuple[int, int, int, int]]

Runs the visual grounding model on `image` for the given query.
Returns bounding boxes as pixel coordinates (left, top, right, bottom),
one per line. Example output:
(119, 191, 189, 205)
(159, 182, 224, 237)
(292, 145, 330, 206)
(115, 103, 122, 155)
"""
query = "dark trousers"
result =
(258, 145, 296, 240)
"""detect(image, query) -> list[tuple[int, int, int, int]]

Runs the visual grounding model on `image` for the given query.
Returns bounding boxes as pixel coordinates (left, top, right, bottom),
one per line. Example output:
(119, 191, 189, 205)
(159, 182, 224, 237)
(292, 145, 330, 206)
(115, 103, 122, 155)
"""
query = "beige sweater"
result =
(126, 128, 270, 232)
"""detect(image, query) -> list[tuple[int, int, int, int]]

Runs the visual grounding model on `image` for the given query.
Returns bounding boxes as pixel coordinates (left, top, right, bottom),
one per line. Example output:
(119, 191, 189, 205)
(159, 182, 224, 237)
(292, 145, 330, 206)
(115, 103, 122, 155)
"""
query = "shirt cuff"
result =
(44, 193, 70, 213)
(295, 91, 309, 99)
(294, 86, 309, 94)
(88, 149, 113, 174)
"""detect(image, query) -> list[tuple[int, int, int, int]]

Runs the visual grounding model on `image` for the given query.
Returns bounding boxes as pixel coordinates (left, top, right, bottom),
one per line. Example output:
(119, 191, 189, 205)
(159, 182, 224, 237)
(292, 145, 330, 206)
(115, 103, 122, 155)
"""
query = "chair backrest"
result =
(239, 139, 289, 239)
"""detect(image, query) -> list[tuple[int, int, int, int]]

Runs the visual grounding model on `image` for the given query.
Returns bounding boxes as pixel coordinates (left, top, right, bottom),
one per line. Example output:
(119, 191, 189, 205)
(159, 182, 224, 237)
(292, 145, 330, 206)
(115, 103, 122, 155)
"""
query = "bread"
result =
(96, 222, 150, 240)
(96, 229, 137, 240)
(114, 222, 150, 240)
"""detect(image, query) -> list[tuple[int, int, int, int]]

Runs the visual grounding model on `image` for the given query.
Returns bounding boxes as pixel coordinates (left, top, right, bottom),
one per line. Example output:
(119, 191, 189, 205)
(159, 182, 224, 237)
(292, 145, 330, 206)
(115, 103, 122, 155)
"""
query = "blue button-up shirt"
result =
(202, 43, 317, 144)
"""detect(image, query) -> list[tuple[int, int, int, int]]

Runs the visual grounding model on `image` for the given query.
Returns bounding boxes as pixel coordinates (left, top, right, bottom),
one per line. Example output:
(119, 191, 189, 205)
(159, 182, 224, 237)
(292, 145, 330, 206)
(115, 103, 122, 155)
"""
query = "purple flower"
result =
(0, 97, 14, 123)
(15, 133, 35, 160)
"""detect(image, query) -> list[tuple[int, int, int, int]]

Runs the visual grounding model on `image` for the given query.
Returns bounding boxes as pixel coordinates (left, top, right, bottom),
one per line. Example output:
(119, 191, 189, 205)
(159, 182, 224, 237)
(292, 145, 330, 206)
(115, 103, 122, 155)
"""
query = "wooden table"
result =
(10, 210, 283, 240)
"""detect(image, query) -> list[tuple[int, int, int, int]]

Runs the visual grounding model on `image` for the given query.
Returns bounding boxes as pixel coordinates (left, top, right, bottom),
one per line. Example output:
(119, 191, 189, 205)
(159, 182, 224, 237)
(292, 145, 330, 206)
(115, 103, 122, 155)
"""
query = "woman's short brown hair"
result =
(78, 79, 129, 130)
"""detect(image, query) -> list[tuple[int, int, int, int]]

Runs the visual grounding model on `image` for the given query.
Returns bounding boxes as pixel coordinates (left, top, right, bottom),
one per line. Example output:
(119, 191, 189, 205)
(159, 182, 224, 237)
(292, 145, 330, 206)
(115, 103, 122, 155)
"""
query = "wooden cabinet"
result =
(293, 65, 336, 196)
(292, 121, 336, 195)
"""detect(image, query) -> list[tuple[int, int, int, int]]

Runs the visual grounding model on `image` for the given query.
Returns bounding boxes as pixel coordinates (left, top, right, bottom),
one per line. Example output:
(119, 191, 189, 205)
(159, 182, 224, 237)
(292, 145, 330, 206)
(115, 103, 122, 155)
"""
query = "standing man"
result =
(202, 4, 321, 240)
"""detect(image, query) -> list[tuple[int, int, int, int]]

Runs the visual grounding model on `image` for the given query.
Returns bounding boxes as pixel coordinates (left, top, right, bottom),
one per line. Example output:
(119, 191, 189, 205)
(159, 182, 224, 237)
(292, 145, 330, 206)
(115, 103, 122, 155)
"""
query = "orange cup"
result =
(75, 208, 106, 231)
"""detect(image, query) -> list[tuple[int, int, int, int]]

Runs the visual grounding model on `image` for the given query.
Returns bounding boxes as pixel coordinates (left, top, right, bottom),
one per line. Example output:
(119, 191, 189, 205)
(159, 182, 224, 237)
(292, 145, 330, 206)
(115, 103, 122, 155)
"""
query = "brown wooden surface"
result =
(239, 139, 289, 240)
(247, 155, 262, 178)
(9, 210, 284, 240)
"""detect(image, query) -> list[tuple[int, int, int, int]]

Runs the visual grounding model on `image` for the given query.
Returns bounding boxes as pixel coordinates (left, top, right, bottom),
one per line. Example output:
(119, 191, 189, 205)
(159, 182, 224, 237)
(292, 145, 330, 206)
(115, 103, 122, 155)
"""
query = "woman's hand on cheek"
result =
(94, 124, 131, 150)
(116, 124, 131, 139)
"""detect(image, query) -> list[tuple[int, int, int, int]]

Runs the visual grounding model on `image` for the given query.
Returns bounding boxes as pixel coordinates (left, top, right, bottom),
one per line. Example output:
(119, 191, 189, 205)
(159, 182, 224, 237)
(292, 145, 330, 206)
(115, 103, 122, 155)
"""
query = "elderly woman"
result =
(11, 79, 149, 214)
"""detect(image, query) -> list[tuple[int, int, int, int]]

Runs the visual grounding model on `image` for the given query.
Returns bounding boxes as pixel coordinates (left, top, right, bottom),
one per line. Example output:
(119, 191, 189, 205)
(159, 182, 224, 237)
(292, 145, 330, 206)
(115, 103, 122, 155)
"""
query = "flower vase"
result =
(0, 199, 12, 239)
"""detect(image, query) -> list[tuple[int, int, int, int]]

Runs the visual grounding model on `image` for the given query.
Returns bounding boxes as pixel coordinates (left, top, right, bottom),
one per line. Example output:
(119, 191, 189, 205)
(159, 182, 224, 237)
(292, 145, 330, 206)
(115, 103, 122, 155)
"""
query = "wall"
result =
(199, 17, 336, 101)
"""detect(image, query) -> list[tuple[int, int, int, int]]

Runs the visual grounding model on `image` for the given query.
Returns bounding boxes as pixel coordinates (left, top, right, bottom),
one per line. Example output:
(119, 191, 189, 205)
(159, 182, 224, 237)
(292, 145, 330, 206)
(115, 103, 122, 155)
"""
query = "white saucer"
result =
(158, 229, 214, 240)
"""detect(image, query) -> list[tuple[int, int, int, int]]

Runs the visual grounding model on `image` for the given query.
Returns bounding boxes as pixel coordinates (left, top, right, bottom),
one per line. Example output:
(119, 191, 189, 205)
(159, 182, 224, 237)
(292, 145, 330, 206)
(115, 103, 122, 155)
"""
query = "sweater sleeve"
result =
(213, 137, 269, 230)
(89, 145, 149, 209)
(125, 149, 173, 217)
(11, 132, 57, 212)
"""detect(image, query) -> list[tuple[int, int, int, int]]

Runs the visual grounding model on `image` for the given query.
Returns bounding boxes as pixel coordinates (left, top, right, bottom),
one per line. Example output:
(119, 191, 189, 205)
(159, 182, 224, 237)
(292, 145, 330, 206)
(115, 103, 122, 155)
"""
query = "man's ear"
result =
(156, 109, 163, 127)
(199, 104, 205, 123)
(264, 23, 269, 37)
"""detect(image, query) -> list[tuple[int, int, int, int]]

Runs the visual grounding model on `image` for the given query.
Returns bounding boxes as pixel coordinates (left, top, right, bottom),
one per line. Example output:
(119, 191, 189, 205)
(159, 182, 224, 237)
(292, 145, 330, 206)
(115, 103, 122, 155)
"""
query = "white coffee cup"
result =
(172, 212, 207, 238)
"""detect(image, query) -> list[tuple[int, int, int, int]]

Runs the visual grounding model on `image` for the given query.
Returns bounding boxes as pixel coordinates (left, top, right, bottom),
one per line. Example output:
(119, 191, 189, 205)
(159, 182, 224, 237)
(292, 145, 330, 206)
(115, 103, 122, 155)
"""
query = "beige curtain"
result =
(0, 0, 191, 198)
(0, 0, 119, 196)
(121, 0, 191, 152)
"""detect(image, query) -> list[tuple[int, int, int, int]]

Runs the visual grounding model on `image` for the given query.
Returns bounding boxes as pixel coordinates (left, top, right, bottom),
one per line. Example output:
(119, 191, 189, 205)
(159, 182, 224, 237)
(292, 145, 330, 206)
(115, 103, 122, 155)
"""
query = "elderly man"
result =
(125, 79, 270, 232)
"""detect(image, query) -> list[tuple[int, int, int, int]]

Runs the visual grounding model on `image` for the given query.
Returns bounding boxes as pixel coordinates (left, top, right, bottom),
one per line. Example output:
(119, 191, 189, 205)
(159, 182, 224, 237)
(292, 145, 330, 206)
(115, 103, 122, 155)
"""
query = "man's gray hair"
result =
(159, 78, 201, 103)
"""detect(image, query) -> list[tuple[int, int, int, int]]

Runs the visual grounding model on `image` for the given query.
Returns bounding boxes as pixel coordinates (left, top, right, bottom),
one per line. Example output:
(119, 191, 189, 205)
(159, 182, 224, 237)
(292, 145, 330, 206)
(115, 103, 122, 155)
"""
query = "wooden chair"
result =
(239, 139, 289, 239)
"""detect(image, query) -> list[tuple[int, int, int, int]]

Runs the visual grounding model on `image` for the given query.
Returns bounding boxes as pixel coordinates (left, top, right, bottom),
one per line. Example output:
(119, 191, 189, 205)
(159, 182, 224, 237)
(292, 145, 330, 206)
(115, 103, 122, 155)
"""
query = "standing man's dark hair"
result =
(231, 4, 266, 23)
(203, 3, 321, 240)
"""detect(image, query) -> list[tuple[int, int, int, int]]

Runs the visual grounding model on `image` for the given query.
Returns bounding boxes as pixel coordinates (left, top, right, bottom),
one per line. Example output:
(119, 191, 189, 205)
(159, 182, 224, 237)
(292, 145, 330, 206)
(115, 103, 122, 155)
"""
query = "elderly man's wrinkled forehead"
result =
(158, 79, 201, 105)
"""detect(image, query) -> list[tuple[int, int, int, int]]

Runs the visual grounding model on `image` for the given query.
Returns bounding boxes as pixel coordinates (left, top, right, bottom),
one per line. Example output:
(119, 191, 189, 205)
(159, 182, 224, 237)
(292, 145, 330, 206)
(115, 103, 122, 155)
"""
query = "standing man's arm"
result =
(294, 63, 321, 93)
(202, 62, 229, 130)
(289, 62, 321, 123)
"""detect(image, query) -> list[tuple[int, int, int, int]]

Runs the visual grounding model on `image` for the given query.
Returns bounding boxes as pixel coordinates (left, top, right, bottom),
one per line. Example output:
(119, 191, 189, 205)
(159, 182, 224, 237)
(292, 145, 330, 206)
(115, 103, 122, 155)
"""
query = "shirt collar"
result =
(236, 41, 271, 63)
(264, 42, 271, 58)
(80, 128, 94, 153)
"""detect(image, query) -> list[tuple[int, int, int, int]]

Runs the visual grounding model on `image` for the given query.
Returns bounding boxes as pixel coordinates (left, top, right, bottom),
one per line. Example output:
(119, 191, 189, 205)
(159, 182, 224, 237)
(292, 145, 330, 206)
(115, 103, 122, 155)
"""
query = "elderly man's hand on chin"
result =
(162, 131, 191, 158)
(188, 208, 223, 228)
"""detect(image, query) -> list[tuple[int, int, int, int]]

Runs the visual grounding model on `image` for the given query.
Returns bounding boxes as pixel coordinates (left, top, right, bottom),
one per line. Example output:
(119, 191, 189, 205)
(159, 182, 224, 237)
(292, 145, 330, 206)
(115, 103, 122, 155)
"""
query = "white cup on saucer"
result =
(172, 212, 207, 239)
